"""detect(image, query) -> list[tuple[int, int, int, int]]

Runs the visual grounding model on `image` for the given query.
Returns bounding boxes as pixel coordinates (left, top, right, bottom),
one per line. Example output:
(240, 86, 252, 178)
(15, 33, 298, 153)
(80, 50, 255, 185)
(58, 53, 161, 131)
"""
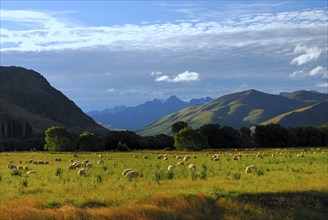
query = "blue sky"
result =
(1, 1, 327, 111)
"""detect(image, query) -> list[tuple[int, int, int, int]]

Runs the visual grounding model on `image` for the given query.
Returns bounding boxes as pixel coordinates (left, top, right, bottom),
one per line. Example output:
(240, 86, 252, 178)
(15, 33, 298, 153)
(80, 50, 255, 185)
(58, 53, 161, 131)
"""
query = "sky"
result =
(1, 1, 327, 112)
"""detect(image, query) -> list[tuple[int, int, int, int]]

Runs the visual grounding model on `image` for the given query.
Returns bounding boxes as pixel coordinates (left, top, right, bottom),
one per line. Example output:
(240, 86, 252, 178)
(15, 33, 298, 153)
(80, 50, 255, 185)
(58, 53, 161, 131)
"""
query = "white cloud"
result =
(290, 44, 322, 66)
(105, 88, 115, 93)
(315, 82, 328, 88)
(0, 9, 327, 52)
(150, 71, 162, 76)
(155, 71, 200, 83)
(309, 66, 328, 79)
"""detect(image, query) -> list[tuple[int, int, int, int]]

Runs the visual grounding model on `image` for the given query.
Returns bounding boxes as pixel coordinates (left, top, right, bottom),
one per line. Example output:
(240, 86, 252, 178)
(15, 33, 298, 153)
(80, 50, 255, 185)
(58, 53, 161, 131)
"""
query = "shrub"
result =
(22, 179, 28, 187)
(55, 168, 63, 176)
(11, 169, 21, 176)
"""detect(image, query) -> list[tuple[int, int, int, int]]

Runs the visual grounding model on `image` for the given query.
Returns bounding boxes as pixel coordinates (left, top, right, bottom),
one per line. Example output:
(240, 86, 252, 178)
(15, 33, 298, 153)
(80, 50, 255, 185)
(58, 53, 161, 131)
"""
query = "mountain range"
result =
(88, 96, 213, 130)
(1, 66, 326, 138)
(0, 66, 107, 137)
(137, 90, 327, 135)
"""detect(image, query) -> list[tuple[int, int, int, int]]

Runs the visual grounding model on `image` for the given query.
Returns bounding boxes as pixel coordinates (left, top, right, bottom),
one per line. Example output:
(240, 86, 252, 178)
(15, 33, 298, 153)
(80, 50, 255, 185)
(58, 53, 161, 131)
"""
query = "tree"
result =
(44, 126, 77, 151)
(174, 127, 209, 151)
(239, 127, 252, 147)
(220, 126, 241, 148)
(198, 124, 221, 148)
(79, 131, 104, 151)
(171, 121, 188, 134)
(255, 124, 290, 148)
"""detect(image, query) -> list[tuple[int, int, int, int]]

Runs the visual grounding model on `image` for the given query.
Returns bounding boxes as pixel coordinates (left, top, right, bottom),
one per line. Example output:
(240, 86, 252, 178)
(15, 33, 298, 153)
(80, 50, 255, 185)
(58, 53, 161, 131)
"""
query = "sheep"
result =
(156, 155, 163, 159)
(168, 165, 175, 171)
(212, 157, 220, 161)
(70, 159, 74, 163)
(7, 163, 16, 169)
(122, 169, 134, 176)
(78, 168, 86, 176)
(133, 155, 138, 158)
(188, 164, 196, 171)
(38, 160, 45, 164)
(245, 165, 256, 174)
(68, 164, 75, 170)
(233, 155, 241, 160)
(32, 160, 39, 164)
(163, 156, 168, 161)
(86, 162, 93, 168)
(27, 159, 33, 163)
(44, 161, 49, 164)
(143, 156, 148, 159)
(55, 158, 62, 162)
(176, 155, 182, 159)
(99, 154, 103, 158)
(97, 159, 104, 164)
(177, 161, 185, 166)
(124, 170, 140, 179)
(23, 166, 29, 171)
(193, 155, 198, 159)
(73, 153, 78, 157)
(27, 170, 37, 174)
(18, 166, 24, 170)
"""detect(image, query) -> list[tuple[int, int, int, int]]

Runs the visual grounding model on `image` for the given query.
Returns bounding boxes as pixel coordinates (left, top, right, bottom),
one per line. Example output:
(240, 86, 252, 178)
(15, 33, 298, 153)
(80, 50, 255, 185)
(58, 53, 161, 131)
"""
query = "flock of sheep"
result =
(6, 148, 320, 180)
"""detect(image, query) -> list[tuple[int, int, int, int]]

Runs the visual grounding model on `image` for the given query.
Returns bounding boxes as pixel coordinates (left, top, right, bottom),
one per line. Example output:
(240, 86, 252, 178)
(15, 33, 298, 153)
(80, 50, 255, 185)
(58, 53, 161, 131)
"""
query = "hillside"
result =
(91, 96, 213, 130)
(281, 90, 327, 104)
(0, 66, 107, 136)
(137, 89, 310, 135)
(260, 101, 328, 127)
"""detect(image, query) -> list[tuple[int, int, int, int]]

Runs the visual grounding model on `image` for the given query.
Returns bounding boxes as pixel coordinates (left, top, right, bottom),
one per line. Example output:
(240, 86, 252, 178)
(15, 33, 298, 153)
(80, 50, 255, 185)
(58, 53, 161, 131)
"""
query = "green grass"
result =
(0, 148, 327, 219)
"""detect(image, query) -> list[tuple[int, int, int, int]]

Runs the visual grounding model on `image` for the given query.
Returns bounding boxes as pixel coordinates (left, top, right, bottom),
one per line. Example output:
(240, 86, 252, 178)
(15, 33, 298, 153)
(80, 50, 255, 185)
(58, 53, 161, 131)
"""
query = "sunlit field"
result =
(1, 148, 327, 220)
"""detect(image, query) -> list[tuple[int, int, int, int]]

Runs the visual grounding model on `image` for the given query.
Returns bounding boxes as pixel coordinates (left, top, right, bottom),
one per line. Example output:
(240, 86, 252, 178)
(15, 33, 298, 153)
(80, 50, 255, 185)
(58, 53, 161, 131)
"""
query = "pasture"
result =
(0, 148, 327, 219)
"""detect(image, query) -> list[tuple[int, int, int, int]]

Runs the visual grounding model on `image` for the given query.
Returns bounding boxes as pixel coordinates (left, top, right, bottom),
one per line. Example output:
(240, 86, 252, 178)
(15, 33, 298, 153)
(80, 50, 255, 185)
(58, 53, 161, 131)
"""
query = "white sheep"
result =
(177, 161, 185, 166)
(78, 168, 86, 176)
(7, 163, 16, 169)
(86, 162, 93, 168)
(168, 165, 175, 171)
(23, 166, 29, 171)
(163, 156, 168, 160)
(122, 169, 134, 176)
(245, 165, 256, 174)
(188, 164, 196, 171)
(143, 155, 148, 159)
(124, 170, 140, 179)
(176, 155, 182, 159)
(97, 159, 104, 164)
(68, 164, 75, 170)
(156, 155, 163, 159)
(99, 154, 103, 158)
(27, 159, 33, 163)
(212, 157, 220, 161)
(27, 170, 37, 174)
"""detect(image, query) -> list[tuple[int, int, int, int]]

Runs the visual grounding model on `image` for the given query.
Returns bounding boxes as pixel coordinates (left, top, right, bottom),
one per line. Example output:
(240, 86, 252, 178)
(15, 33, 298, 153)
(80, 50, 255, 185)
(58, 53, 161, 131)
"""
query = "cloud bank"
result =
(155, 71, 200, 83)
(290, 44, 322, 66)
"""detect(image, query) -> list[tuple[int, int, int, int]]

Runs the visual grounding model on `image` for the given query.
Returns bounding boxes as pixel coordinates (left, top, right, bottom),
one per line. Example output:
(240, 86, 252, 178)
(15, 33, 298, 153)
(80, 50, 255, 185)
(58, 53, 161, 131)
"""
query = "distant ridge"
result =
(90, 95, 213, 130)
(0, 66, 108, 135)
(137, 89, 326, 136)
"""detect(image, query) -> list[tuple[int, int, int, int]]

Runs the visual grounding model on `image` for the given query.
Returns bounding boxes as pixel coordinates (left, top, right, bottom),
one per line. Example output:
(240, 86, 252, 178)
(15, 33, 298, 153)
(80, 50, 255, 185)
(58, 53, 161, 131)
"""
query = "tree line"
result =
(1, 122, 327, 152)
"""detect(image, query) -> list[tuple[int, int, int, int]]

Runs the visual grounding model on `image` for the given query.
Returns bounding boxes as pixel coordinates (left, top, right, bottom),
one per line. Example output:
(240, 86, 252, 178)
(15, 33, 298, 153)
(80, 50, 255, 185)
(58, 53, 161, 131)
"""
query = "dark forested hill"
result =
(0, 66, 107, 137)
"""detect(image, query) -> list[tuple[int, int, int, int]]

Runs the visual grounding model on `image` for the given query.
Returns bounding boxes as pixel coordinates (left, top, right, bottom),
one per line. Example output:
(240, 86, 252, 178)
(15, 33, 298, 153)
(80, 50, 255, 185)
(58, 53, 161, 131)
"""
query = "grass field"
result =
(0, 148, 327, 219)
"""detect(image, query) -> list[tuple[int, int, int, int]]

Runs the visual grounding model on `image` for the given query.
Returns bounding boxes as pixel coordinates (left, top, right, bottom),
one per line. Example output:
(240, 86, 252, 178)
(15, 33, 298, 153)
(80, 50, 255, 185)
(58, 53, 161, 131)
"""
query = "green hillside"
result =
(260, 101, 328, 127)
(137, 90, 309, 136)
(281, 90, 327, 104)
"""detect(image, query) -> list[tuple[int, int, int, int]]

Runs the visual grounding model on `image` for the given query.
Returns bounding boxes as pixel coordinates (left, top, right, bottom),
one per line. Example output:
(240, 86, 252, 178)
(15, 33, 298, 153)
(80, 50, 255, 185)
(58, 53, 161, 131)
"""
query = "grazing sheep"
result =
(86, 162, 93, 168)
(143, 156, 148, 159)
(27, 159, 33, 164)
(55, 158, 62, 162)
(38, 160, 45, 164)
(68, 164, 75, 170)
(134, 155, 138, 158)
(70, 159, 74, 162)
(97, 159, 104, 164)
(44, 161, 49, 164)
(193, 155, 198, 159)
(73, 162, 82, 168)
(177, 161, 185, 166)
(23, 166, 29, 171)
(122, 169, 134, 176)
(78, 168, 86, 176)
(27, 170, 37, 174)
(99, 154, 103, 158)
(188, 164, 196, 171)
(297, 153, 304, 157)
(18, 166, 23, 170)
(156, 155, 163, 159)
(233, 156, 241, 160)
(7, 163, 16, 169)
(73, 153, 78, 157)
(32, 160, 38, 164)
(124, 170, 140, 179)
(212, 157, 220, 161)
(168, 165, 175, 171)
(163, 156, 168, 161)
(245, 165, 256, 174)
(176, 155, 182, 159)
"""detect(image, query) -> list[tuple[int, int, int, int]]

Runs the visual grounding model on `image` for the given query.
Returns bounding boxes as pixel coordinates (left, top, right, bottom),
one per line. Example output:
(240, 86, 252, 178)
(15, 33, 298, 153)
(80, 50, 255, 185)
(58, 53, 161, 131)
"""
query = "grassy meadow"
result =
(0, 148, 327, 219)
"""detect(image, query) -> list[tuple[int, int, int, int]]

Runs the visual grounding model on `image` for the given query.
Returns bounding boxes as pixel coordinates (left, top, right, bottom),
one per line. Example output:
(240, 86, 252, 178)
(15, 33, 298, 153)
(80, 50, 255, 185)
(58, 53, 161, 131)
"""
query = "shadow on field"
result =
(1, 191, 327, 220)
